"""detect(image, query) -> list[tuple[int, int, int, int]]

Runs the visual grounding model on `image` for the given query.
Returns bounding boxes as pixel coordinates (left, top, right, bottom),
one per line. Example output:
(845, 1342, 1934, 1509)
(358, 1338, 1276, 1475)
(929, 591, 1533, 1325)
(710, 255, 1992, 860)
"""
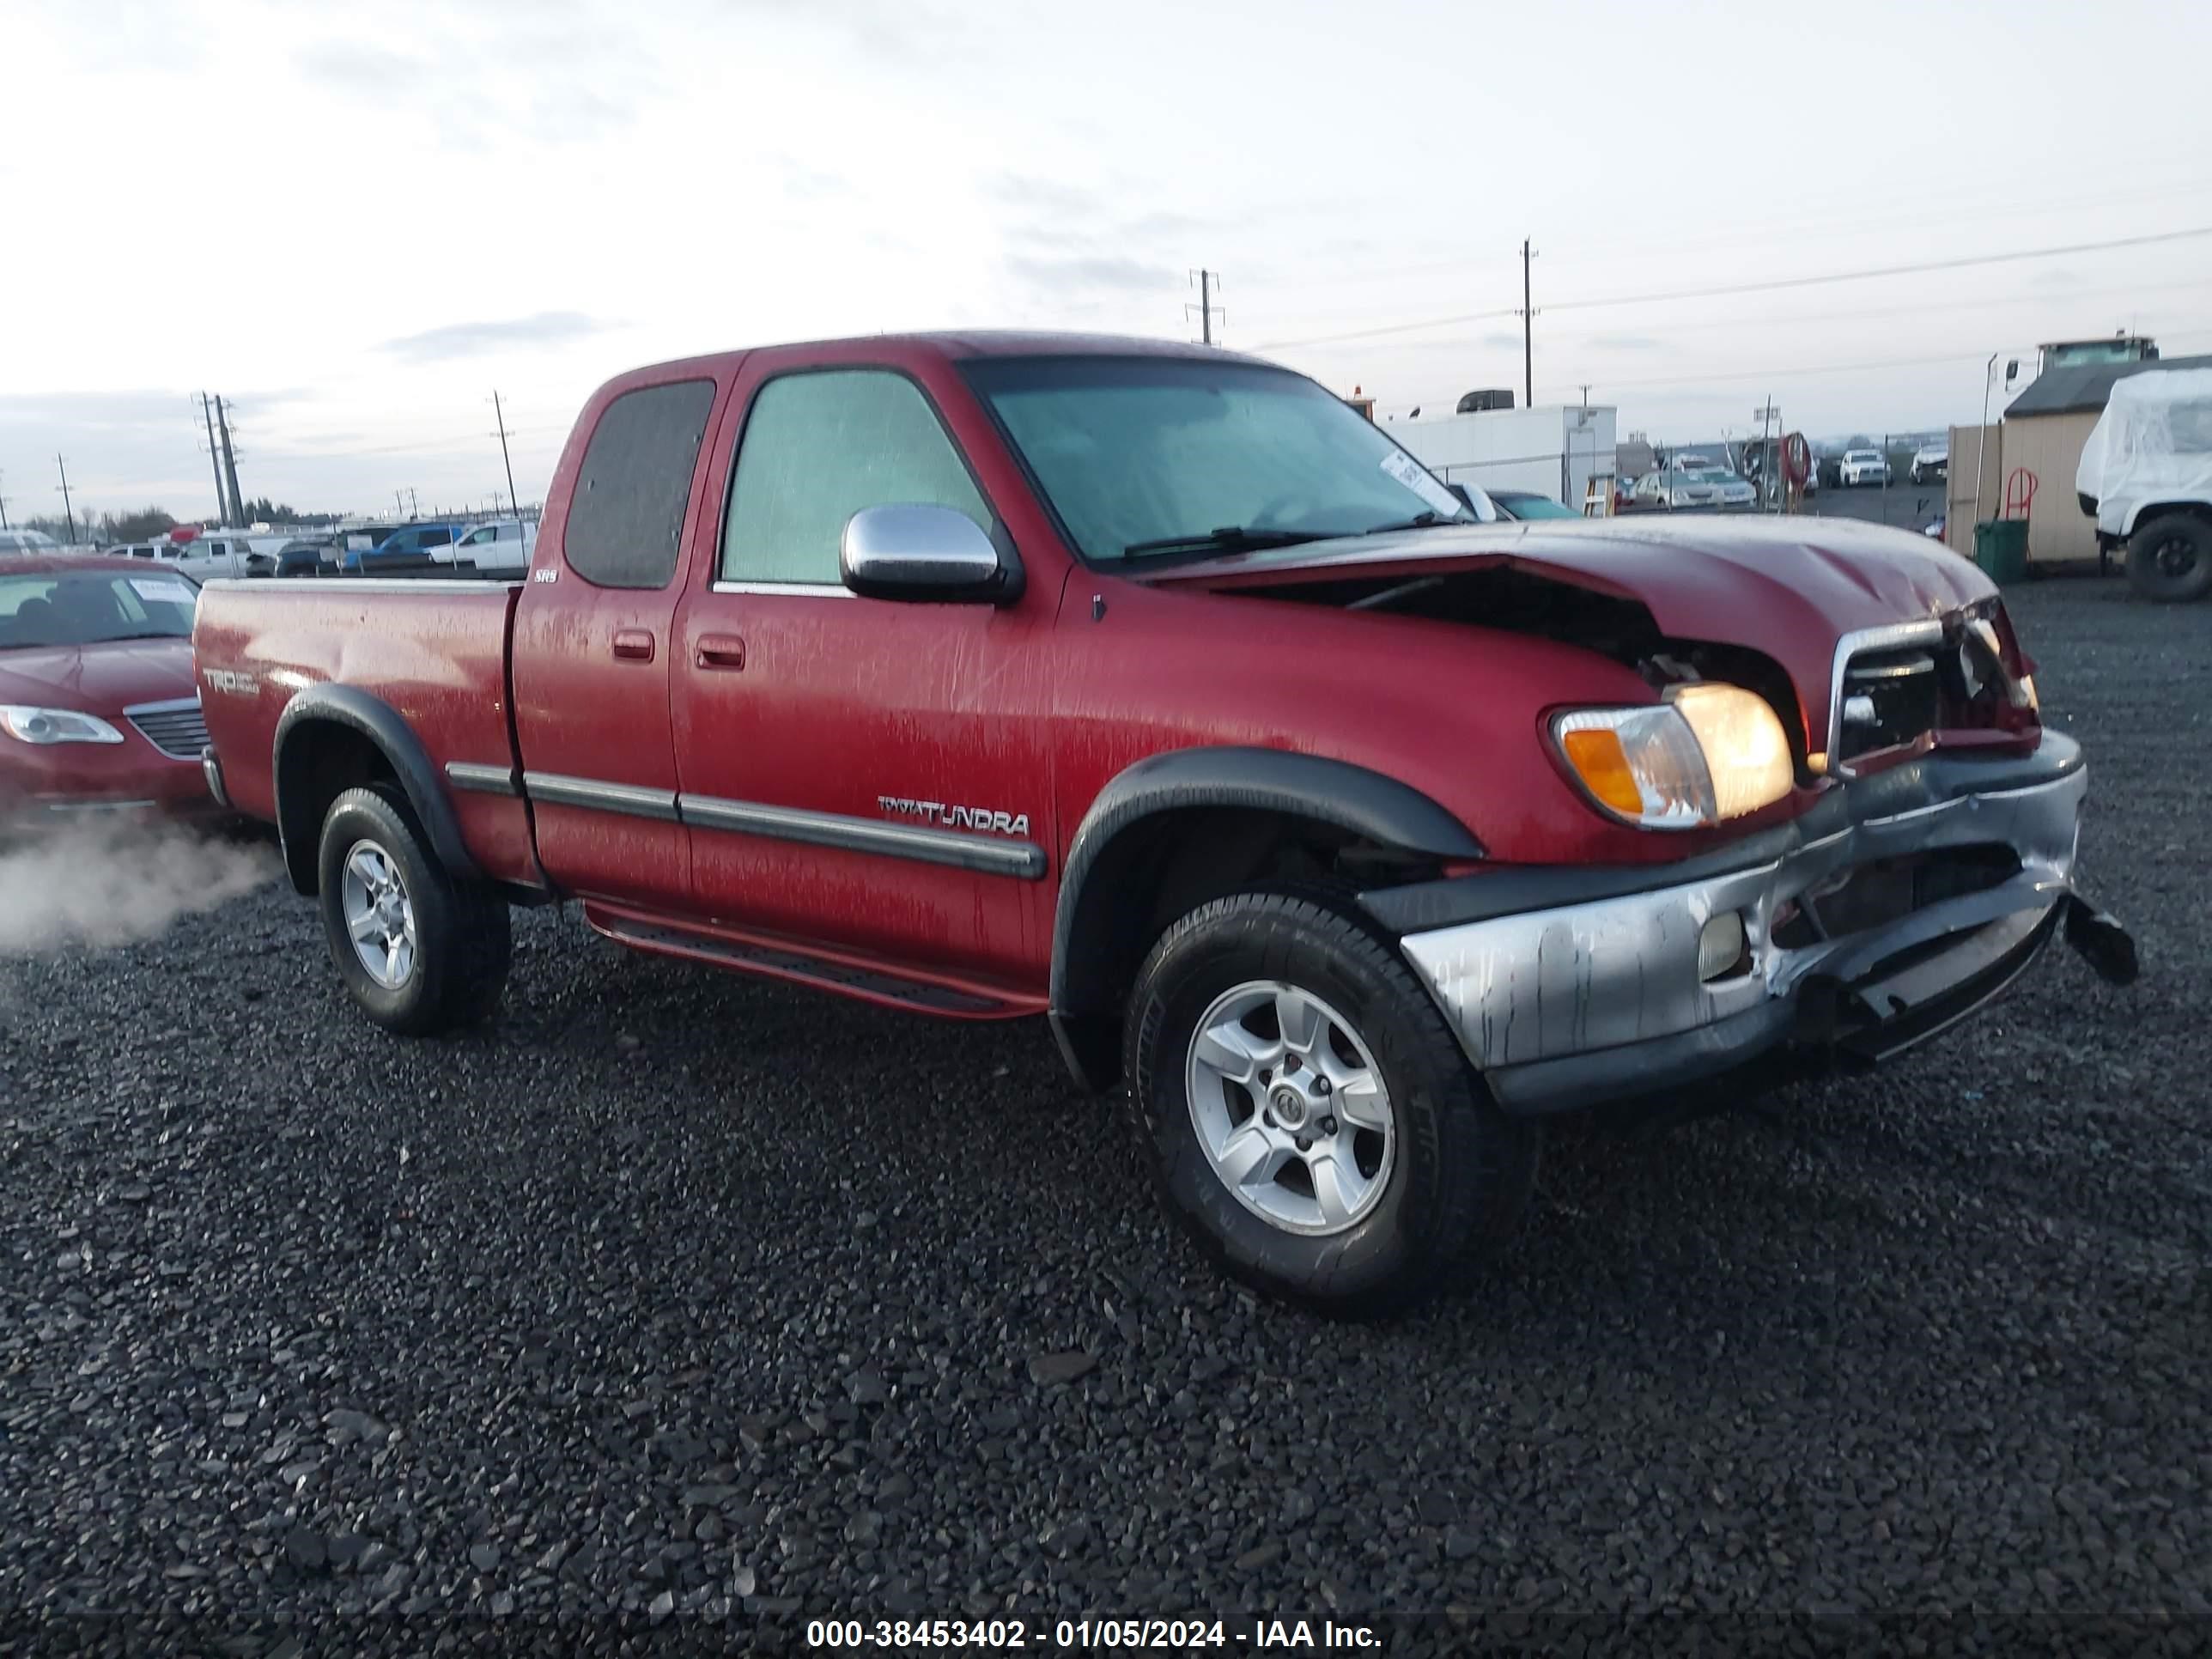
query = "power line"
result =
(1369, 324, 2212, 418)
(1256, 177, 2212, 295)
(1254, 224, 2212, 353)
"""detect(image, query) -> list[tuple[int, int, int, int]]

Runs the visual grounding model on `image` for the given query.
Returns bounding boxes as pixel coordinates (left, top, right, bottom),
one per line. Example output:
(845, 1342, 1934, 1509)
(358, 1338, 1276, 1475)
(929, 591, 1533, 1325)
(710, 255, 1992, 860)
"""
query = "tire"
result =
(2125, 513, 2212, 604)
(316, 783, 512, 1036)
(1125, 890, 1537, 1315)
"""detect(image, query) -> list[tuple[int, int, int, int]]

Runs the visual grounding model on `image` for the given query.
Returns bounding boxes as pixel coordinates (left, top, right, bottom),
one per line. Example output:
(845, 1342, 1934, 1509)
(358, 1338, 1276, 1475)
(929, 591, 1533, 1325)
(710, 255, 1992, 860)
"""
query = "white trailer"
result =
(1394, 404, 1618, 514)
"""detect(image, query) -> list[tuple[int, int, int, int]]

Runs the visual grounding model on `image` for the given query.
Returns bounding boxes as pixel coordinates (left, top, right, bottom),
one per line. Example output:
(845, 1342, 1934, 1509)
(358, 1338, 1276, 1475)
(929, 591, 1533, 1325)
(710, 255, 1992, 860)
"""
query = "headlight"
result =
(1553, 684, 1795, 830)
(0, 705, 127, 745)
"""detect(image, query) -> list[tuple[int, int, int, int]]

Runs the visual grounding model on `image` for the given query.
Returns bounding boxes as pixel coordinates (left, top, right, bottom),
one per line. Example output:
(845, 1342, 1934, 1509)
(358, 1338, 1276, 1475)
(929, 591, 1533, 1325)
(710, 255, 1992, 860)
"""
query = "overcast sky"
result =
(6, 0, 2211, 524)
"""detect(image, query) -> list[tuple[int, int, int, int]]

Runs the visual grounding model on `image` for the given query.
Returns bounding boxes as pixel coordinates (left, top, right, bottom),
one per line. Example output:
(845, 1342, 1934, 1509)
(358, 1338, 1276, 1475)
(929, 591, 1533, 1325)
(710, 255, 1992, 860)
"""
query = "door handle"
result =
(611, 629, 655, 663)
(695, 634, 746, 672)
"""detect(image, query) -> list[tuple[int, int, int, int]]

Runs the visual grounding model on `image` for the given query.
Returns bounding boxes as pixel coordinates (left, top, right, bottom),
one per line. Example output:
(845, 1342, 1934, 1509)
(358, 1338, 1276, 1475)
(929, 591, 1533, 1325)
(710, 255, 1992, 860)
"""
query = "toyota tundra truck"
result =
(191, 332, 2136, 1312)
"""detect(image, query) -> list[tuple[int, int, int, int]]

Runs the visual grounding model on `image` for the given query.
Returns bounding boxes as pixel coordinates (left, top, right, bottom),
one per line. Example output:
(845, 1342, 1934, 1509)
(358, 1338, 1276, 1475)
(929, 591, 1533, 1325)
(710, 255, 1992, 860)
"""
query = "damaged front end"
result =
(1370, 732, 2136, 1115)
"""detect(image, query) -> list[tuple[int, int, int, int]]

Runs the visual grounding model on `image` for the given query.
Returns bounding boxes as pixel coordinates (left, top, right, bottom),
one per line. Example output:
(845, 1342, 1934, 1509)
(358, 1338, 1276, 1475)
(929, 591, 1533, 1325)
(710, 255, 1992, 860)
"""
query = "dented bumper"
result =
(1386, 732, 2133, 1114)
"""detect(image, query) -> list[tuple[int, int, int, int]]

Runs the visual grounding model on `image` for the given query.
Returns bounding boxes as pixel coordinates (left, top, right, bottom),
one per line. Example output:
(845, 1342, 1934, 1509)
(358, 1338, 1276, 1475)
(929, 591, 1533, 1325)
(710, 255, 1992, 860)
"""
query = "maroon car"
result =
(0, 555, 220, 824)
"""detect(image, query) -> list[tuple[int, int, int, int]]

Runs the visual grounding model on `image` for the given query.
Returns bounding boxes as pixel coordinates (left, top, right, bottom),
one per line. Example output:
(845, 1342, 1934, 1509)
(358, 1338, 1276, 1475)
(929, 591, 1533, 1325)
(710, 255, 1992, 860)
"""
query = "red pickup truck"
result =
(193, 332, 2135, 1311)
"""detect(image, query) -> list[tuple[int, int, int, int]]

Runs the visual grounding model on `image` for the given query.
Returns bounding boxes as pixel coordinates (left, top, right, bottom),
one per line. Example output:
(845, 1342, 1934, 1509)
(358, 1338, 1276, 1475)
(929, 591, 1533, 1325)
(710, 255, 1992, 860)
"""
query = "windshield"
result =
(0, 568, 198, 649)
(1689, 470, 1736, 484)
(1847, 450, 1880, 463)
(962, 356, 1479, 562)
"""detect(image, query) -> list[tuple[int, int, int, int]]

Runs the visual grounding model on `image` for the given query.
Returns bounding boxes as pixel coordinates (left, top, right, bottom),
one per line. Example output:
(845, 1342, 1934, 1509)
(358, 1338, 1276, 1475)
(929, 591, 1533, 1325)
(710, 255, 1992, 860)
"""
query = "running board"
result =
(589, 912, 1033, 1018)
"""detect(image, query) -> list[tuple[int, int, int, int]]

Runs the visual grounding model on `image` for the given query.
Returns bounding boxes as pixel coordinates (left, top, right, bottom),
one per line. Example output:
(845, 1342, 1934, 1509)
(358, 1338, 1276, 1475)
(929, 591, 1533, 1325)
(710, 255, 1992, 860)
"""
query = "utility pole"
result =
(0, 469, 9, 531)
(1186, 270, 1222, 345)
(1520, 240, 1538, 408)
(55, 454, 77, 544)
(492, 392, 521, 523)
(215, 395, 245, 526)
(394, 489, 405, 519)
(200, 393, 229, 523)
(409, 487, 420, 519)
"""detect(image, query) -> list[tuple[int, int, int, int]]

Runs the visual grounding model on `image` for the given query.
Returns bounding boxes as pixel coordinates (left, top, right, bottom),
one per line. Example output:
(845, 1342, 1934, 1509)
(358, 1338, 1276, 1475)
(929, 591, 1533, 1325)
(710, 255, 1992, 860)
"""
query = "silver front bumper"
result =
(1400, 757, 2087, 1113)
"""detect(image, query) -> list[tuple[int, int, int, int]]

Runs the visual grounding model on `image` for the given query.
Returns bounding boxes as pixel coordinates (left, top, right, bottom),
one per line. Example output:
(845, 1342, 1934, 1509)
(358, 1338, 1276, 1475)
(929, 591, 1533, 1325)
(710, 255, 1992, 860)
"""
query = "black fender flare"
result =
(1047, 745, 1483, 1091)
(272, 684, 480, 895)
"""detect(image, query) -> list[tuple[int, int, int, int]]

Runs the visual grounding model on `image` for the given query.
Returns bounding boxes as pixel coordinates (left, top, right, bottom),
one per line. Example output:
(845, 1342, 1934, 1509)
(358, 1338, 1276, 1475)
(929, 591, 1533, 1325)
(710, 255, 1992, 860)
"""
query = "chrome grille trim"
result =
(122, 696, 210, 761)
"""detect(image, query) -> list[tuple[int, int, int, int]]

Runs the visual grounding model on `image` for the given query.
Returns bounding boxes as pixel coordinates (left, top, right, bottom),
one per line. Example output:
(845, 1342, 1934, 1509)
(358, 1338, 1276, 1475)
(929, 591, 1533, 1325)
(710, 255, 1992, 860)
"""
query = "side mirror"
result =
(840, 504, 1023, 605)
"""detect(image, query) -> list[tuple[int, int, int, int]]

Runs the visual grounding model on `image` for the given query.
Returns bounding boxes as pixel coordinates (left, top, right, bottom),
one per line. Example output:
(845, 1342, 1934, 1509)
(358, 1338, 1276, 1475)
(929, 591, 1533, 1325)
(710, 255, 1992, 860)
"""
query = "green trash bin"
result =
(1972, 519, 2029, 585)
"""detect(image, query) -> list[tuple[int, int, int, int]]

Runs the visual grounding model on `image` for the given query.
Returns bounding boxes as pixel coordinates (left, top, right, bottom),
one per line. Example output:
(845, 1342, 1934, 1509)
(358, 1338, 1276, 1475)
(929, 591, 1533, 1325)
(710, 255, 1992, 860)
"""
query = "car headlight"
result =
(0, 705, 128, 745)
(1552, 684, 1795, 829)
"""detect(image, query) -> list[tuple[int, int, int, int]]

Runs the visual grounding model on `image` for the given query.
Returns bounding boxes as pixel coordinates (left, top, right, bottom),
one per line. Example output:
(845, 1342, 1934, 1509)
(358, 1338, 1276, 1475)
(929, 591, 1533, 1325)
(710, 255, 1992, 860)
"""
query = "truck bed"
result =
(192, 576, 540, 889)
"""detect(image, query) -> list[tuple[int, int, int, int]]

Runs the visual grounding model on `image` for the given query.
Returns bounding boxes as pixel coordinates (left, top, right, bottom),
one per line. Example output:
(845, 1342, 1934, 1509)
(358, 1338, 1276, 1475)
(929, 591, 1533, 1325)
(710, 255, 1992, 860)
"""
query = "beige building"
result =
(1944, 355, 2212, 566)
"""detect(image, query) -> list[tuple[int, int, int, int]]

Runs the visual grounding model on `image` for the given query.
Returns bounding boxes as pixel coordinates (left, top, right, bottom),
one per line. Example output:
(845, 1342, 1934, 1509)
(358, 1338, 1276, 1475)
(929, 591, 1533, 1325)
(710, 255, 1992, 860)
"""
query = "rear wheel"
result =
(2125, 513, 2212, 604)
(1125, 891, 1537, 1315)
(317, 784, 511, 1035)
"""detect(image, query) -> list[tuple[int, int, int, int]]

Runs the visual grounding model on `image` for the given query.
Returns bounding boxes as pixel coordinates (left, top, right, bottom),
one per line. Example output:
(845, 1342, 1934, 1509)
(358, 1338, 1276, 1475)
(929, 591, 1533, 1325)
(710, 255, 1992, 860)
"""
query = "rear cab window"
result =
(565, 380, 718, 589)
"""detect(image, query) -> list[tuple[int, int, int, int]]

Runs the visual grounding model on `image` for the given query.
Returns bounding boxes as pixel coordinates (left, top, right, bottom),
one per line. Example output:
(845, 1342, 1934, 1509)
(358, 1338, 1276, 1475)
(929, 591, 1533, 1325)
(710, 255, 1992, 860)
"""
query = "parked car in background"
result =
(195, 328, 2135, 1312)
(0, 530, 67, 557)
(174, 533, 273, 581)
(276, 537, 343, 578)
(444, 519, 538, 573)
(340, 523, 464, 573)
(1634, 459, 1753, 510)
(1911, 441, 1948, 486)
(0, 556, 219, 824)
(1486, 489, 1580, 521)
(1839, 449, 1891, 487)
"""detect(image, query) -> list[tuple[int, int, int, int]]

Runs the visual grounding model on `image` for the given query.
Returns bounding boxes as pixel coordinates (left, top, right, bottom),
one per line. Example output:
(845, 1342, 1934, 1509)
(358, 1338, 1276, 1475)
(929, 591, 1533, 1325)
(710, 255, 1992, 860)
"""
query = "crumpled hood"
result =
(1140, 514, 1997, 745)
(0, 638, 198, 716)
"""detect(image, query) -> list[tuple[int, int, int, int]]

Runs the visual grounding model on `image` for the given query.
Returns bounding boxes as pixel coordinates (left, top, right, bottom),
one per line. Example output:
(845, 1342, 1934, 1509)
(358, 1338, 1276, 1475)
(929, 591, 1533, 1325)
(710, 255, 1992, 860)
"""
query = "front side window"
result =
(565, 378, 717, 589)
(720, 369, 988, 586)
(964, 356, 1477, 565)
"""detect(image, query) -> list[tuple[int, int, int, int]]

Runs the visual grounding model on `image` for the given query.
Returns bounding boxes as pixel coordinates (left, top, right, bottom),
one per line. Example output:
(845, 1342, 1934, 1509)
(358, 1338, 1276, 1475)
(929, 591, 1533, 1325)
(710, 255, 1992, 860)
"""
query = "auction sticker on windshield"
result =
(1378, 448, 1466, 520)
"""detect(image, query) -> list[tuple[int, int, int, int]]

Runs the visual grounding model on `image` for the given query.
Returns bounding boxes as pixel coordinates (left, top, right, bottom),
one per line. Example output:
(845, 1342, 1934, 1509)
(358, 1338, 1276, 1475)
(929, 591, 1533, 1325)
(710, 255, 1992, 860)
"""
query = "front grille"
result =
(127, 700, 210, 760)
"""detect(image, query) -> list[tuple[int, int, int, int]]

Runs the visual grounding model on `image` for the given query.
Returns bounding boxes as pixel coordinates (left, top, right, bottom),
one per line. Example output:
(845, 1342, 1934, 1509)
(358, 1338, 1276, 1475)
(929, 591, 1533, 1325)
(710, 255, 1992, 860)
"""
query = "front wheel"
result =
(317, 784, 512, 1035)
(2125, 513, 2212, 604)
(1125, 892, 1537, 1315)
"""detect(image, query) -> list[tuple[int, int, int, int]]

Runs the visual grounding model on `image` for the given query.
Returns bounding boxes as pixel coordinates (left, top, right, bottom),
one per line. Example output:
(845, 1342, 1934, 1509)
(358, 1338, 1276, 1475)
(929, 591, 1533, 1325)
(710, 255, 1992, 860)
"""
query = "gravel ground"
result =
(2, 578, 2206, 1656)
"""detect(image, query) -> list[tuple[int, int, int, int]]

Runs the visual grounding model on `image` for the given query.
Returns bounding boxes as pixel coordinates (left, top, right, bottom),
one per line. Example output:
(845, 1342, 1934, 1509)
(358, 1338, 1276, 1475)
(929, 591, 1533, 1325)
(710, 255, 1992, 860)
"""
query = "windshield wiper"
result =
(1362, 511, 1474, 536)
(1121, 526, 1330, 560)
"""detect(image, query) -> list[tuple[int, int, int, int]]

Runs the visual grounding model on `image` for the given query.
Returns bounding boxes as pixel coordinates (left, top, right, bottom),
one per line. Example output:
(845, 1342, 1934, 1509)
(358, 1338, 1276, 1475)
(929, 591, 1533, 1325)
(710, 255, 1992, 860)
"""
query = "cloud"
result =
(295, 40, 429, 92)
(1588, 332, 1662, 351)
(381, 312, 613, 364)
(1006, 253, 1179, 295)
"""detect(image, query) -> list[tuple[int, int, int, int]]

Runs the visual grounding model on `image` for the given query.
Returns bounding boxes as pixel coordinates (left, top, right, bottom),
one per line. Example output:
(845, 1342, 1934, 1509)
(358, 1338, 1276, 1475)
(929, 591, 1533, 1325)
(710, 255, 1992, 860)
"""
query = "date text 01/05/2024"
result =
(804, 1617, 1382, 1650)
